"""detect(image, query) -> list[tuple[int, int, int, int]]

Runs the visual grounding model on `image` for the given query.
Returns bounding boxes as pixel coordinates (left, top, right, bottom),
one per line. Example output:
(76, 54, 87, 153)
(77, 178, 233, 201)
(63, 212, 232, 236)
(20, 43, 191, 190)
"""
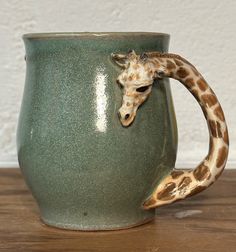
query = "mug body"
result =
(17, 32, 177, 230)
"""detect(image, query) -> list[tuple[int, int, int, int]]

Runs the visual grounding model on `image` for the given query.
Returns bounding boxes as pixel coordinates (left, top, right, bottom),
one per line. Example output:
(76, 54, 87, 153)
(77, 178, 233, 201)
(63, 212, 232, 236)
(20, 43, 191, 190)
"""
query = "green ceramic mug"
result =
(17, 32, 229, 231)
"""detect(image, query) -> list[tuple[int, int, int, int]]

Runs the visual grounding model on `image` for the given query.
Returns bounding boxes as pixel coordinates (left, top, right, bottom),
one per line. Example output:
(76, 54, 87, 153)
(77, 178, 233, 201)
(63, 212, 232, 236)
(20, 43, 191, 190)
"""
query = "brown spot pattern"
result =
(157, 182, 176, 201)
(185, 78, 195, 88)
(143, 197, 156, 207)
(223, 130, 229, 145)
(209, 137, 215, 156)
(168, 71, 174, 78)
(197, 78, 208, 91)
(171, 170, 184, 179)
(188, 186, 207, 197)
(176, 67, 189, 79)
(178, 177, 192, 190)
(208, 120, 222, 138)
(216, 121, 222, 137)
(193, 164, 211, 181)
(174, 58, 184, 66)
(216, 146, 228, 168)
(166, 60, 176, 70)
(214, 106, 225, 121)
(201, 94, 217, 107)
(208, 120, 217, 137)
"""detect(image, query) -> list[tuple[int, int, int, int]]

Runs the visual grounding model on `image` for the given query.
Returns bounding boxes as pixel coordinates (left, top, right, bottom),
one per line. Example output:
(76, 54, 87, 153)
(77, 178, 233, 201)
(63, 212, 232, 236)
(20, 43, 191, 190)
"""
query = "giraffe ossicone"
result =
(111, 50, 229, 209)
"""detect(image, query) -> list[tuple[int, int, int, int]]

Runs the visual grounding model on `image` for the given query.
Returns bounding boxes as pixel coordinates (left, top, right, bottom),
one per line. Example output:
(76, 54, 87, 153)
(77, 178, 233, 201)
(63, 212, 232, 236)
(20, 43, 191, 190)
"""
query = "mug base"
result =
(41, 215, 155, 231)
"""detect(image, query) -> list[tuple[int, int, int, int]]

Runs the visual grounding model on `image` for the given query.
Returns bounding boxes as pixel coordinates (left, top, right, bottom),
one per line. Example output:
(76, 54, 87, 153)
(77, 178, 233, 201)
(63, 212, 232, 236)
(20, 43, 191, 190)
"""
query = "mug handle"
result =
(142, 52, 229, 209)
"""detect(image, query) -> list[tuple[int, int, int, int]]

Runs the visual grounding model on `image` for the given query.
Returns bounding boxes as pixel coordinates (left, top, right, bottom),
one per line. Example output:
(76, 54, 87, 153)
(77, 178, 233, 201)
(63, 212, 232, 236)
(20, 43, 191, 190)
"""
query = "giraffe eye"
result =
(136, 86, 149, 92)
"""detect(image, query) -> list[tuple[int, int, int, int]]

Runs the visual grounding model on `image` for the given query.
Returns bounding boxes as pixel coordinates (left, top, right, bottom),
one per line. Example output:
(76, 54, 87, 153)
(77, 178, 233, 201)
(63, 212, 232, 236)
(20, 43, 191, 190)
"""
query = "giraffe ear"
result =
(127, 49, 137, 58)
(111, 53, 130, 68)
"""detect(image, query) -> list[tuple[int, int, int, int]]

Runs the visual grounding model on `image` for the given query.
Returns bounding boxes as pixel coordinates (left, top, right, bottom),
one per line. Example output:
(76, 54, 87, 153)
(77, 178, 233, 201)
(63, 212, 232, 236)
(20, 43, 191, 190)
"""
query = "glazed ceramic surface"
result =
(18, 32, 229, 231)
(17, 33, 177, 230)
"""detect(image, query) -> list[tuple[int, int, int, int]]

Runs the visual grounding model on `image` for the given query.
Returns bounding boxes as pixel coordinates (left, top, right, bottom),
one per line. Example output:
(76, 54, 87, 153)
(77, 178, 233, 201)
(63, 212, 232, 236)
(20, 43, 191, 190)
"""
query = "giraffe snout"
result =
(117, 110, 130, 121)
(118, 108, 136, 127)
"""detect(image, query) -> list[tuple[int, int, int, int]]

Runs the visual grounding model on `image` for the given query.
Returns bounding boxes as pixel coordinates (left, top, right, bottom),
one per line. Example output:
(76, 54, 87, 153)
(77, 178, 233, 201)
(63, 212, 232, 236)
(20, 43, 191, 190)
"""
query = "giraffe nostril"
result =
(125, 114, 130, 120)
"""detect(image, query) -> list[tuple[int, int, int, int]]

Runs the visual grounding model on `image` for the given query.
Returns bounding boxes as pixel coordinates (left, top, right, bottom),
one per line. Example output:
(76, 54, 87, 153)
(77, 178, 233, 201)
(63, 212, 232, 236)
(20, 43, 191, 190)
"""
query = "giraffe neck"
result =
(142, 53, 229, 208)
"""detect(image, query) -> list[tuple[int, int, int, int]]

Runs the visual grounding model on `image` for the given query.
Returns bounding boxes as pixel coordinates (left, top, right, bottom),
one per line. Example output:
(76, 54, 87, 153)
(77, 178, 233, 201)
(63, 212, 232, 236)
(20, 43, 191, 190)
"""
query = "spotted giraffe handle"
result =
(141, 53, 229, 209)
(111, 50, 229, 209)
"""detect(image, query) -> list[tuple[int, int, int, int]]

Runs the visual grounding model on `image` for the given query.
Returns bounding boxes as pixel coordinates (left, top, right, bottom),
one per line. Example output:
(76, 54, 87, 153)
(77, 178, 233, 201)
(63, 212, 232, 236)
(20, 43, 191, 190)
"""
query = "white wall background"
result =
(0, 0, 235, 168)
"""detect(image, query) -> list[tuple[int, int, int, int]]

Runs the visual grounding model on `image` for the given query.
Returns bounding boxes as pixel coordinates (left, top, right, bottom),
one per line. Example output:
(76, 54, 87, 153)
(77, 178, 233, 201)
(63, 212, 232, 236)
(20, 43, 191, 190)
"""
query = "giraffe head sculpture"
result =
(111, 50, 157, 127)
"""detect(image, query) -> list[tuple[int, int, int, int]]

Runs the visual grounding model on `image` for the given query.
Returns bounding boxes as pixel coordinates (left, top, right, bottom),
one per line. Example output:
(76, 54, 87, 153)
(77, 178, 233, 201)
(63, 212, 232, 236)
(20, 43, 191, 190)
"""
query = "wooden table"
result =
(0, 169, 235, 252)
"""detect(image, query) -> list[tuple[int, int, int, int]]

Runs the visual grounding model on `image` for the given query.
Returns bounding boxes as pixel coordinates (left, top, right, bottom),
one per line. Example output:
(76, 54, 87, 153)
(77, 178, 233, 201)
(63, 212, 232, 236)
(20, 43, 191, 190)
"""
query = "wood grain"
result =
(0, 168, 235, 252)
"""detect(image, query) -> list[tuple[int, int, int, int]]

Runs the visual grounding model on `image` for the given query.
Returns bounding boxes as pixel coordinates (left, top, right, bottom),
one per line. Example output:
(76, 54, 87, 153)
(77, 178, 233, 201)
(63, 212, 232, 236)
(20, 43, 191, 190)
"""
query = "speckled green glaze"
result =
(17, 32, 177, 230)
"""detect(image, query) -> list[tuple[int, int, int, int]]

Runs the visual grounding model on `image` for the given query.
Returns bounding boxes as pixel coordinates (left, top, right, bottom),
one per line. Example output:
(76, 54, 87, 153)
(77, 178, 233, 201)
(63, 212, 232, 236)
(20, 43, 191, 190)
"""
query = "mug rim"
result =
(23, 32, 170, 39)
